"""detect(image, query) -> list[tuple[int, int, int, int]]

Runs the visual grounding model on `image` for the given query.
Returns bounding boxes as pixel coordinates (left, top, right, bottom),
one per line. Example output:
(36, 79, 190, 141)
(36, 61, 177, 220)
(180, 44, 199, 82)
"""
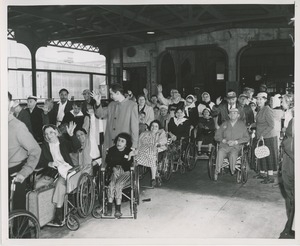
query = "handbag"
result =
(255, 138, 270, 159)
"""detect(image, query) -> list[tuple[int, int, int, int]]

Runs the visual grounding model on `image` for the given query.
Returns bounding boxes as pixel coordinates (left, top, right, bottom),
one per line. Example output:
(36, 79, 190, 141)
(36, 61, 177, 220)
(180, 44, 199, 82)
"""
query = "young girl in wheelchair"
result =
(195, 108, 215, 156)
(136, 120, 168, 187)
(105, 132, 134, 218)
(167, 105, 191, 156)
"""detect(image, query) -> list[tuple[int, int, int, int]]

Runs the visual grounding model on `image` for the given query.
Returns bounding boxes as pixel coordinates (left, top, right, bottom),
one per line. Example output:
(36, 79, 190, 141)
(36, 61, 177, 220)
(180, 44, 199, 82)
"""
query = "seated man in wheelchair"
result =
(214, 108, 250, 180)
(34, 122, 81, 226)
(105, 132, 134, 218)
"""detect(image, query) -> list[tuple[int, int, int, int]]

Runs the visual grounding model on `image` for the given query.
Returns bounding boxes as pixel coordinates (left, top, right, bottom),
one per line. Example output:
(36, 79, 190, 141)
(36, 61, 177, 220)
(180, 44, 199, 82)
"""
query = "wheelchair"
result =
(9, 176, 40, 238)
(162, 136, 189, 176)
(9, 165, 97, 237)
(185, 128, 216, 171)
(207, 143, 249, 184)
(92, 160, 139, 219)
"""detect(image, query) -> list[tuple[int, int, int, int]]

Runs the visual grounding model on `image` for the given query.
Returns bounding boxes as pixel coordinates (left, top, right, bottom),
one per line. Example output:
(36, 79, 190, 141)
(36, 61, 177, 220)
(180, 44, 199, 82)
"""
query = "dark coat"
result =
(42, 109, 57, 126)
(52, 100, 73, 125)
(168, 118, 191, 139)
(61, 111, 85, 133)
(211, 102, 245, 127)
(81, 98, 97, 116)
(37, 135, 81, 178)
(26, 106, 44, 142)
(16, 108, 33, 134)
(184, 106, 199, 127)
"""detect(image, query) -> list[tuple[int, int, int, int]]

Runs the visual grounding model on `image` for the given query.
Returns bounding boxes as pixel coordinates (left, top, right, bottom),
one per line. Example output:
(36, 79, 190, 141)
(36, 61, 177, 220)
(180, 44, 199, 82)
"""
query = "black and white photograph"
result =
(1, 0, 298, 245)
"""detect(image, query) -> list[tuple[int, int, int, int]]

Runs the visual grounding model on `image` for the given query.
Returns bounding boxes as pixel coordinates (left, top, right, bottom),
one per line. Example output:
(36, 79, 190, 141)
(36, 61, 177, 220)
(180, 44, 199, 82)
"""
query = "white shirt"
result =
(49, 141, 65, 164)
(57, 101, 67, 124)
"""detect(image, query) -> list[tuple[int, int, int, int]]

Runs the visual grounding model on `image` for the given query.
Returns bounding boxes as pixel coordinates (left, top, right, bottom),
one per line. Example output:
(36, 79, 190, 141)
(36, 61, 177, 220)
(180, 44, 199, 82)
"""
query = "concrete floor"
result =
(39, 159, 290, 242)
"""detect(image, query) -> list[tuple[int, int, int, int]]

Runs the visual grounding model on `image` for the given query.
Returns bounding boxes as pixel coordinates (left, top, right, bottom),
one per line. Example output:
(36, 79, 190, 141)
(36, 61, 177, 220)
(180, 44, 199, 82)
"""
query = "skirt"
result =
(256, 136, 278, 172)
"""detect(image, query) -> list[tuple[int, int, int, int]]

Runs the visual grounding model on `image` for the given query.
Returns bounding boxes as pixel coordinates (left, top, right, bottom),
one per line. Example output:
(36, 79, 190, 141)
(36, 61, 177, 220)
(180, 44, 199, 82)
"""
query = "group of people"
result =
(8, 81, 294, 237)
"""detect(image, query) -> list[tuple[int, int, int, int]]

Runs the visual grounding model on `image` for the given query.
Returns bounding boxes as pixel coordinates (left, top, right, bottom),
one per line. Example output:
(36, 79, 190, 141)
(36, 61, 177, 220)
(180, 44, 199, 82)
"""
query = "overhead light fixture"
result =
(147, 31, 155, 35)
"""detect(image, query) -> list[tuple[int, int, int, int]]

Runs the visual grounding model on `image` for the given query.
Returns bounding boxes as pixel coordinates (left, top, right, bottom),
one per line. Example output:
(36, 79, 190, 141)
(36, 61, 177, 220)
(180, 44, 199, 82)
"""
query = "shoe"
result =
(197, 151, 202, 156)
(151, 179, 156, 187)
(261, 177, 275, 184)
(114, 211, 122, 218)
(279, 230, 295, 239)
(114, 205, 122, 218)
(105, 202, 113, 216)
(48, 217, 63, 227)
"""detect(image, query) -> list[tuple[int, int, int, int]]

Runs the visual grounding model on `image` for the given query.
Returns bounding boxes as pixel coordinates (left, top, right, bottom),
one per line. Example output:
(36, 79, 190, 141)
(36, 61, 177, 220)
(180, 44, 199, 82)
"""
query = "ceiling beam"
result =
(98, 5, 182, 37)
(9, 7, 144, 43)
(164, 6, 187, 22)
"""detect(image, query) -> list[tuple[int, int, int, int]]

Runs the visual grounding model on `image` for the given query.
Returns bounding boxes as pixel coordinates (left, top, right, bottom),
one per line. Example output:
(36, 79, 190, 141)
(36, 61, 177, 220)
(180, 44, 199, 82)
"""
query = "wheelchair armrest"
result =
(67, 166, 81, 178)
(100, 163, 107, 172)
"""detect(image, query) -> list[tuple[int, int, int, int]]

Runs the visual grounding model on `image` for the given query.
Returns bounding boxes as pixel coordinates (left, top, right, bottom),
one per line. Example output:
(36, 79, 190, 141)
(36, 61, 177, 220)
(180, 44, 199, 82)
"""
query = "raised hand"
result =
(143, 88, 148, 96)
(157, 84, 163, 93)
(216, 96, 223, 105)
(66, 121, 77, 136)
(91, 90, 102, 105)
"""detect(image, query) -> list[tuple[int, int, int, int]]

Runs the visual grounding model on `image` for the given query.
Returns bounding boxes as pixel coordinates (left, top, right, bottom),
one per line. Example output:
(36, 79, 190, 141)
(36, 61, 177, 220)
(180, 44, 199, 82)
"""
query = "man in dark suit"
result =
(52, 88, 73, 126)
(25, 96, 44, 143)
(211, 90, 245, 129)
(13, 100, 33, 134)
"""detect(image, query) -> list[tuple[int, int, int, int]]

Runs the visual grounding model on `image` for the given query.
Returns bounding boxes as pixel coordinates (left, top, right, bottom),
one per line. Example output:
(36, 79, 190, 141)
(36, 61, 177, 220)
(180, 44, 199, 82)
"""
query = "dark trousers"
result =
(9, 163, 27, 210)
(282, 152, 295, 232)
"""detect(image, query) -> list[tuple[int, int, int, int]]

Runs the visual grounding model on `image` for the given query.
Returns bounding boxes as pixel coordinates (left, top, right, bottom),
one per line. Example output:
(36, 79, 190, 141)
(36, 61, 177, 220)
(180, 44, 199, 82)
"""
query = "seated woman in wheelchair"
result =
(214, 108, 250, 180)
(34, 122, 81, 226)
(105, 132, 134, 218)
(74, 107, 101, 175)
(196, 108, 215, 156)
(167, 105, 192, 146)
(136, 120, 168, 187)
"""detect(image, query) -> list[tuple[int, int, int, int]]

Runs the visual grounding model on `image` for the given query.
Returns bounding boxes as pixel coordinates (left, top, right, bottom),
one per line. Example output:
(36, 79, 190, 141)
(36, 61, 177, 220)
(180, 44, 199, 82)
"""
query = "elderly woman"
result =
(35, 122, 81, 226)
(252, 92, 278, 184)
(136, 120, 167, 187)
(197, 92, 215, 117)
(137, 95, 155, 126)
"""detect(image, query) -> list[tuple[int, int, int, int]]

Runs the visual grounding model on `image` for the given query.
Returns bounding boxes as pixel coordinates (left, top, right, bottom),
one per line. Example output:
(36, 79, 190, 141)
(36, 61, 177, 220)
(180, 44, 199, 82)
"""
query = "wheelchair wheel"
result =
(92, 204, 103, 219)
(162, 153, 173, 181)
(236, 170, 242, 183)
(66, 214, 80, 231)
(241, 155, 248, 184)
(76, 173, 95, 218)
(186, 142, 196, 171)
(9, 210, 40, 238)
(133, 203, 137, 219)
(208, 146, 216, 181)
(134, 168, 140, 205)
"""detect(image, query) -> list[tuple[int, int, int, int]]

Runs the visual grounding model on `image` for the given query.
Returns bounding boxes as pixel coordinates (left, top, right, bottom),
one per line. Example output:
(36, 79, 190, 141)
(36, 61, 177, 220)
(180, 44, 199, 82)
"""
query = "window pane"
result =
(52, 73, 89, 100)
(8, 70, 32, 99)
(36, 72, 48, 99)
(93, 75, 108, 99)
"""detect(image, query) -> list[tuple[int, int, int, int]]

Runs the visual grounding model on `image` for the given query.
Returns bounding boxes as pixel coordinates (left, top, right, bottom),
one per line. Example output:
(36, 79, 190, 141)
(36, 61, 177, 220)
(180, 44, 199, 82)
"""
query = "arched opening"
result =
(238, 40, 294, 94)
(181, 59, 193, 96)
(160, 52, 176, 98)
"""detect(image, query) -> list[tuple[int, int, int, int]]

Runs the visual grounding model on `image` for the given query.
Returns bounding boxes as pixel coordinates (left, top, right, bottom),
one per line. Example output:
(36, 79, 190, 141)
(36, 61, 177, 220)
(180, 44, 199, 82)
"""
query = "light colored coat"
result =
(95, 98, 139, 160)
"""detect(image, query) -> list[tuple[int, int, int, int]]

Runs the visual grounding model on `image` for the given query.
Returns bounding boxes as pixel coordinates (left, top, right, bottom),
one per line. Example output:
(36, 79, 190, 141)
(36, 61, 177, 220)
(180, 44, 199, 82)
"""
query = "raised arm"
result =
(157, 84, 170, 106)
(92, 90, 109, 119)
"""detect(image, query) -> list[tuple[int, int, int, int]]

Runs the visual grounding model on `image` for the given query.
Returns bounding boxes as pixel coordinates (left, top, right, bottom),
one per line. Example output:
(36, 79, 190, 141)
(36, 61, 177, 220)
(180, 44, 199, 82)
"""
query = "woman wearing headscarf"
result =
(197, 92, 215, 117)
(184, 94, 198, 127)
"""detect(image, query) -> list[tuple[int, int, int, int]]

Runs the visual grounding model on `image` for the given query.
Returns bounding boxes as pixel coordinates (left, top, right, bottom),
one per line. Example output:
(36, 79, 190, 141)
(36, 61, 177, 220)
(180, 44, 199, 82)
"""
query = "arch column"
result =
(14, 29, 47, 96)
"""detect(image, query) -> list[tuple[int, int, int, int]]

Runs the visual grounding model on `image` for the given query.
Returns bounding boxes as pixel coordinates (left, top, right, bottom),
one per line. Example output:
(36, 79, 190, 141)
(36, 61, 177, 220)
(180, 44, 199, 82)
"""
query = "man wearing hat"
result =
(25, 96, 44, 142)
(13, 100, 33, 134)
(211, 90, 244, 129)
(214, 107, 250, 180)
(52, 88, 73, 126)
(238, 93, 255, 126)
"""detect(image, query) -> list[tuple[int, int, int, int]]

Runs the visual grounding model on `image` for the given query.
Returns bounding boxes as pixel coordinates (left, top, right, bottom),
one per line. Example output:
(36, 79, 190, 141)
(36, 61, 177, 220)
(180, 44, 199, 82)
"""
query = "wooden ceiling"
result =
(8, 5, 294, 53)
